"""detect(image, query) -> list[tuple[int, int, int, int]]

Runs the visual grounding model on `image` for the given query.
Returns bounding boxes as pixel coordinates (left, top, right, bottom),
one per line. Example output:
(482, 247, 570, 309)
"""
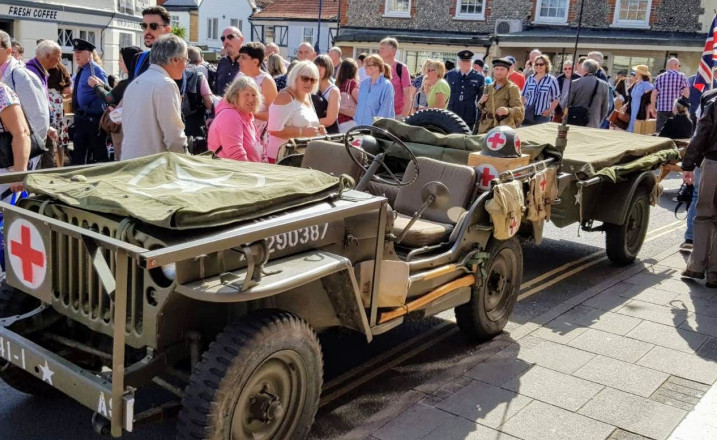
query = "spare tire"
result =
(405, 109, 471, 135)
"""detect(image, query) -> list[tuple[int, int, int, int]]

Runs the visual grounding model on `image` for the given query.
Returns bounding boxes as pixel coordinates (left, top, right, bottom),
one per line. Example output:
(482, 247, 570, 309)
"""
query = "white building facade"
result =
(0, 0, 152, 77)
(248, 19, 338, 60)
(197, 0, 255, 52)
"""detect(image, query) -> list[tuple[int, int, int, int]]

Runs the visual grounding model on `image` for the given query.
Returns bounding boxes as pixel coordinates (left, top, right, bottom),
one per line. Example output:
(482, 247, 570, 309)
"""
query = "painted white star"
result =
(38, 360, 54, 385)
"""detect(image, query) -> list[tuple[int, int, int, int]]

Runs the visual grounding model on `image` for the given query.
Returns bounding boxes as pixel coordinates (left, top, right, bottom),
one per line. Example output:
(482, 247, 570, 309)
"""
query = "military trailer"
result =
(0, 120, 676, 439)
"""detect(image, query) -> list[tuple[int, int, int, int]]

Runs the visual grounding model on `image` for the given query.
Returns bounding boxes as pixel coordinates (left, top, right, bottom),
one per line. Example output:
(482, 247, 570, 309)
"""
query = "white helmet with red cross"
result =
(480, 126, 522, 158)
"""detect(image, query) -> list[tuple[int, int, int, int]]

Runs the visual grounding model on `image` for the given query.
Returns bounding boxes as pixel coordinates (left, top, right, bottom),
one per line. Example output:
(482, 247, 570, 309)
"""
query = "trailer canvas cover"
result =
(24, 153, 341, 229)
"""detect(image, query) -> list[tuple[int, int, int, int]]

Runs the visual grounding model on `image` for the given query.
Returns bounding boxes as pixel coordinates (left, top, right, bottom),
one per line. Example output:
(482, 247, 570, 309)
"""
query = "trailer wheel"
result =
(405, 109, 471, 135)
(455, 237, 523, 342)
(605, 189, 650, 266)
(0, 280, 55, 396)
(178, 310, 322, 440)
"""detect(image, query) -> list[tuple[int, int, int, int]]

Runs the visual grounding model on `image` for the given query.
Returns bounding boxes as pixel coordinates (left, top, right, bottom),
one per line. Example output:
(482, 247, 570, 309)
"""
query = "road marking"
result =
(519, 219, 685, 291)
(320, 327, 459, 407)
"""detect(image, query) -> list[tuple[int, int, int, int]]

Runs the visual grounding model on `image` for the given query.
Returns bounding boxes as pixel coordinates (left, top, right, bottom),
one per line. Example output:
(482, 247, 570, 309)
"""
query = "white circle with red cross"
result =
(476, 164, 499, 190)
(7, 219, 47, 289)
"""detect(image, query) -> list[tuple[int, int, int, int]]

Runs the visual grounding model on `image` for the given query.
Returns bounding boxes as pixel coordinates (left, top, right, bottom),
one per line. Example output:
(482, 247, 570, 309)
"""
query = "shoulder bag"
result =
(567, 78, 600, 126)
(339, 80, 357, 117)
(0, 103, 47, 169)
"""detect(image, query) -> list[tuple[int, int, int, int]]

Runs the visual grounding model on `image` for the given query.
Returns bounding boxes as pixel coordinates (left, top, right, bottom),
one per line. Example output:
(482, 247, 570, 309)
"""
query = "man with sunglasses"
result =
(215, 27, 245, 96)
(128, 6, 172, 82)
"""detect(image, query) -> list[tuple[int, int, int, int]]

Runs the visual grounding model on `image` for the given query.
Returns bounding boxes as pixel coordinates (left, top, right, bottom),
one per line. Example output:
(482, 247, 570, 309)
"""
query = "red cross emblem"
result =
(514, 134, 522, 154)
(509, 215, 519, 235)
(477, 164, 499, 190)
(539, 175, 547, 191)
(486, 132, 507, 151)
(7, 219, 47, 289)
(351, 138, 363, 148)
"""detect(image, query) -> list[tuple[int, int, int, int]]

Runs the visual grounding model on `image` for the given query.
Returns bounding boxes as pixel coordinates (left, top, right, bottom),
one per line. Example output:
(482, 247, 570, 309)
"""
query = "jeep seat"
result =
(392, 157, 477, 247)
(301, 140, 365, 183)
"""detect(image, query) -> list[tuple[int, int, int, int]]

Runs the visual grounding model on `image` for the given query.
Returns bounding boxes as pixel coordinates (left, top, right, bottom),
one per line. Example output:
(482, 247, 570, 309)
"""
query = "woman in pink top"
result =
(207, 76, 263, 162)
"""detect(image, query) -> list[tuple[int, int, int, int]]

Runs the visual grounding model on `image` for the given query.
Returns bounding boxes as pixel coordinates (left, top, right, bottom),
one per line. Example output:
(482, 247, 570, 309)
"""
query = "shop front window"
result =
(612, 55, 661, 78)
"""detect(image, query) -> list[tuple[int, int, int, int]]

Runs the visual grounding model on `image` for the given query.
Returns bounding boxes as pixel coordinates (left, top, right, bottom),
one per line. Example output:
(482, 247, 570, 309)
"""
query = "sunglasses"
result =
(221, 34, 239, 42)
(300, 75, 318, 84)
(140, 22, 164, 31)
(534, 63, 546, 66)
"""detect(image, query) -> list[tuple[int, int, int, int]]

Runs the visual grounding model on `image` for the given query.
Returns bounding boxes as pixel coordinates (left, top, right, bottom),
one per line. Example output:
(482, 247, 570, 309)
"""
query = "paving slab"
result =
(607, 429, 652, 440)
(637, 346, 717, 385)
(501, 400, 614, 440)
(658, 251, 689, 269)
(616, 300, 689, 326)
(625, 272, 716, 300)
(436, 379, 532, 429)
(679, 313, 717, 338)
(573, 355, 669, 397)
(578, 387, 687, 440)
(668, 379, 717, 440)
(420, 417, 520, 440)
(567, 328, 654, 363)
(464, 354, 532, 386)
(373, 402, 453, 440)
(626, 320, 709, 354)
(650, 376, 706, 411)
(696, 337, 717, 361)
(514, 339, 596, 374)
(582, 290, 632, 312)
(613, 285, 682, 306)
(502, 365, 603, 411)
(553, 305, 642, 336)
(529, 319, 587, 344)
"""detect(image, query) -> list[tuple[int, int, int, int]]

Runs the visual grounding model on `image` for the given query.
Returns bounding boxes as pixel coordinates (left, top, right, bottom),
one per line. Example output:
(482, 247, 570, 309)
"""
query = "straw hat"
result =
(632, 64, 650, 78)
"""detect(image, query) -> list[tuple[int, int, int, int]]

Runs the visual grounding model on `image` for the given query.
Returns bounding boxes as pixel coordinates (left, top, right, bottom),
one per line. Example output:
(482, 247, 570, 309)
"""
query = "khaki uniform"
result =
(477, 80, 524, 134)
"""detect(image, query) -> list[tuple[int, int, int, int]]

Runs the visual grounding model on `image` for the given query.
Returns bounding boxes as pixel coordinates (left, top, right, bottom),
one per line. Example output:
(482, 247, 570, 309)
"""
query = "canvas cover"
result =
(516, 123, 679, 176)
(24, 153, 341, 229)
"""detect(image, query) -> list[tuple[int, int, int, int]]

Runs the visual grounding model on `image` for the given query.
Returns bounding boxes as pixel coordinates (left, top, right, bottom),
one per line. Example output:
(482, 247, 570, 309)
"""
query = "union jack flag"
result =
(695, 14, 717, 93)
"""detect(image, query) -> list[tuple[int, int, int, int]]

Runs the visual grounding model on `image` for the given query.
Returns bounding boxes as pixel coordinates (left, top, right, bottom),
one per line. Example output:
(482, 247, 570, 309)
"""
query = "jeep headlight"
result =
(161, 263, 176, 281)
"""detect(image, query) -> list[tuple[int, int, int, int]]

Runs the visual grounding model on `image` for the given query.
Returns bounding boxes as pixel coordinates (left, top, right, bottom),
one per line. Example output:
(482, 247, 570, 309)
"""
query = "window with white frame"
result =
(535, 0, 569, 23)
(79, 30, 96, 46)
(57, 28, 73, 49)
(455, 0, 485, 19)
(119, 32, 134, 49)
(207, 17, 218, 40)
(230, 18, 242, 31)
(58, 28, 97, 49)
(384, 0, 411, 17)
(613, 0, 651, 26)
(303, 27, 314, 45)
(171, 15, 180, 27)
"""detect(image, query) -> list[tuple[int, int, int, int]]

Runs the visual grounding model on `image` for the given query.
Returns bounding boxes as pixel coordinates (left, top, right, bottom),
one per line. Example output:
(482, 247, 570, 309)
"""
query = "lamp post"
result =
(315, 0, 323, 54)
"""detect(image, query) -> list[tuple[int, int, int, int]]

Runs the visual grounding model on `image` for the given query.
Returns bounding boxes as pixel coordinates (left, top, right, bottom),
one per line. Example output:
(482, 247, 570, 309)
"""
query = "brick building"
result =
(336, 0, 717, 78)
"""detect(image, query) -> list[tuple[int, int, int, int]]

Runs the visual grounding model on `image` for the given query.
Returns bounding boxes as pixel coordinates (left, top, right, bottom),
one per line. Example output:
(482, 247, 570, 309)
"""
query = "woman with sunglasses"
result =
(621, 65, 654, 133)
(521, 54, 560, 125)
(355, 54, 395, 126)
(267, 61, 326, 163)
(419, 59, 450, 110)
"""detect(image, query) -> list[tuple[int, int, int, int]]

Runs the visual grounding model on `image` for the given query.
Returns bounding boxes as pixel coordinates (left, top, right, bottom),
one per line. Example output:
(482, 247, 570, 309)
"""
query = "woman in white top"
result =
(239, 42, 278, 161)
(267, 61, 326, 163)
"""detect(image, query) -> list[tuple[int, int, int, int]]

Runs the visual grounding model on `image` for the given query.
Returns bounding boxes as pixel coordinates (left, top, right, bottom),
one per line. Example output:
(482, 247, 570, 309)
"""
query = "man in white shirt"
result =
(122, 34, 188, 160)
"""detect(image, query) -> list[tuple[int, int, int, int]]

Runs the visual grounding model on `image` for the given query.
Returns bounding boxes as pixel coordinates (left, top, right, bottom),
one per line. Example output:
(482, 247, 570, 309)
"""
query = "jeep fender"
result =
(590, 172, 656, 225)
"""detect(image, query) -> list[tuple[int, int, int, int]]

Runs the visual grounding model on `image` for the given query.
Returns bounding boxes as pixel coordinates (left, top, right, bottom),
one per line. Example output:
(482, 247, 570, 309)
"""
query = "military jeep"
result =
(0, 129, 549, 440)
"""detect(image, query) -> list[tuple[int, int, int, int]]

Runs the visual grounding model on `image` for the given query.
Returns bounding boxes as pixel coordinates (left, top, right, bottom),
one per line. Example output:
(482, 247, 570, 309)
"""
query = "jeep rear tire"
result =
(405, 109, 471, 135)
(605, 189, 650, 266)
(455, 237, 522, 342)
(177, 310, 323, 440)
(0, 280, 55, 396)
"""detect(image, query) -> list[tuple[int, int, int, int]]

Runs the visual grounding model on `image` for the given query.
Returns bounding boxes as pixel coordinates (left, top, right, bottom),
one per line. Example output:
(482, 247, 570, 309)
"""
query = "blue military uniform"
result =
(71, 38, 109, 164)
(446, 50, 485, 131)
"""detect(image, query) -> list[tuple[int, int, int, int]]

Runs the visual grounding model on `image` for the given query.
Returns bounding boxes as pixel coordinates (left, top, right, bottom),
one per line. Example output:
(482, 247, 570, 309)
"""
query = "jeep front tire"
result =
(178, 310, 323, 440)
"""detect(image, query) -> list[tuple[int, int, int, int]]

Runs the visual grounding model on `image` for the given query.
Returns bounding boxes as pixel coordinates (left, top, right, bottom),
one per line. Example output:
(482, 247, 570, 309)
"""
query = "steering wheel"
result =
(344, 125, 419, 191)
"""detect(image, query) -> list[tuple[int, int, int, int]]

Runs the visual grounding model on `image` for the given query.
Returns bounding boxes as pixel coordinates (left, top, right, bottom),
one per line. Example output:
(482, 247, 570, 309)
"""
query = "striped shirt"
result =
(522, 74, 560, 116)
(654, 70, 688, 112)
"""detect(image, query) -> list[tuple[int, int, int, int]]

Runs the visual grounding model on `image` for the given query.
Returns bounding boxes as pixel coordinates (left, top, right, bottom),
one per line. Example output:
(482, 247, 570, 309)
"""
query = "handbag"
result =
(567, 78, 600, 126)
(675, 182, 694, 219)
(0, 103, 48, 169)
(608, 110, 629, 130)
(99, 107, 121, 133)
(339, 81, 357, 116)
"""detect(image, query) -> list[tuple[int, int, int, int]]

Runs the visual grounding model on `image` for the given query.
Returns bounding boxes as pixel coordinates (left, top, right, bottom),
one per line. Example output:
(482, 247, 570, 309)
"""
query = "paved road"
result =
(0, 174, 688, 440)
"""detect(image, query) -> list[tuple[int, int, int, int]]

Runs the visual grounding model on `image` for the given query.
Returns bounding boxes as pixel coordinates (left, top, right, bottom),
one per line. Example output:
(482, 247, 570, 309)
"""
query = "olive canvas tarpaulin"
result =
(24, 153, 341, 229)
(516, 123, 679, 179)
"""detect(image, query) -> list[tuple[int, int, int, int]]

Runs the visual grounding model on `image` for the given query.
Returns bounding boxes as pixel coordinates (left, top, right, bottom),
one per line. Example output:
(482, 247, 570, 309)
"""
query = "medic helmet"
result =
(480, 126, 522, 158)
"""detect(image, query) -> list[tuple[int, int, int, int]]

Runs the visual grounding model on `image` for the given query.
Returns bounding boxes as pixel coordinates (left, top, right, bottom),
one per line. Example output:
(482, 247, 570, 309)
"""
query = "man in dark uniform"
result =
(71, 38, 109, 165)
(446, 50, 485, 131)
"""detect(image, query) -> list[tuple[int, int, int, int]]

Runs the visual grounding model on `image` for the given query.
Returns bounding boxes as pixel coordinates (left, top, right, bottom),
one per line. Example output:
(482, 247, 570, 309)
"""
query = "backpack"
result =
(203, 62, 218, 94)
(181, 66, 207, 137)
